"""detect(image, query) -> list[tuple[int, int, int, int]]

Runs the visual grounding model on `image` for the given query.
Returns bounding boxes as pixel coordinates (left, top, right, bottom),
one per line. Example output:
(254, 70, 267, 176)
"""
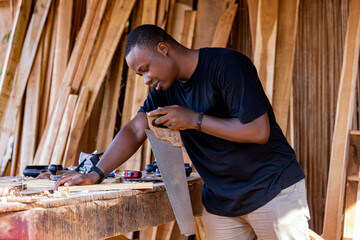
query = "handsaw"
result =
(145, 116, 196, 236)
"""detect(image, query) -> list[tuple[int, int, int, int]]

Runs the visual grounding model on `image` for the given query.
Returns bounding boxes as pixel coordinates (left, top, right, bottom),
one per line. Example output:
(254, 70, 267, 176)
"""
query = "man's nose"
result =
(144, 76, 152, 85)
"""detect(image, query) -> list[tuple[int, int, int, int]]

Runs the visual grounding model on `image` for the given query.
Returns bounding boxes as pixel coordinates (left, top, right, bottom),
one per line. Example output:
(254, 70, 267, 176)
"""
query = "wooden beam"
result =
(0, 0, 51, 175)
(49, 0, 73, 115)
(211, 0, 238, 48)
(96, 38, 126, 152)
(192, 0, 223, 49)
(272, 0, 299, 135)
(247, 0, 258, 53)
(70, 0, 109, 92)
(62, 87, 89, 167)
(0, 0, 32, 126)
(323, 0, 360, 239)
(50, 94, 78, 165)
(19, 40, 42, 173)
(180, 10, 197, 49)
(253, 0, 279, 103)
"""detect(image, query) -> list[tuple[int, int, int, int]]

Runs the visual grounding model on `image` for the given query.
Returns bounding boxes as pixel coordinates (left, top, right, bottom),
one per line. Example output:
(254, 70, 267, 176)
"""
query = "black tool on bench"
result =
(23, 165, 65, 178)
(145, 161, 192, 177)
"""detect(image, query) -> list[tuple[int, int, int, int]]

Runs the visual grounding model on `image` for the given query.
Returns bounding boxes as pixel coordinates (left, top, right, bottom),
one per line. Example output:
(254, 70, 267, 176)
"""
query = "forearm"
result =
(95, 113, 148, 176)
(199, 113, 270, 144)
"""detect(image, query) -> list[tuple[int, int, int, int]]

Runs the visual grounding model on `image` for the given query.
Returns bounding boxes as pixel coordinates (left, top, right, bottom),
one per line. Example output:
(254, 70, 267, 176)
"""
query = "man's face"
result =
(125, 44, 176, 91)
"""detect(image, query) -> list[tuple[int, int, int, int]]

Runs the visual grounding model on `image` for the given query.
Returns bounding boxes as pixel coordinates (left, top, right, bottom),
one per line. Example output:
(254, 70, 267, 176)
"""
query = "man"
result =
(56, 24, 310, 239)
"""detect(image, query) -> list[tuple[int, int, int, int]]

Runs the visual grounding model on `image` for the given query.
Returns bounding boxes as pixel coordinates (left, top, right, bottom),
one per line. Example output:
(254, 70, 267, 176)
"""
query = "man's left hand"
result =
(148, 105, 198, 130)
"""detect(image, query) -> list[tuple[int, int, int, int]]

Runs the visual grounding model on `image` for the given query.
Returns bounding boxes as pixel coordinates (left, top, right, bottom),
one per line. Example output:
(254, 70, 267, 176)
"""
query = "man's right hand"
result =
(54, 171, 100, 191)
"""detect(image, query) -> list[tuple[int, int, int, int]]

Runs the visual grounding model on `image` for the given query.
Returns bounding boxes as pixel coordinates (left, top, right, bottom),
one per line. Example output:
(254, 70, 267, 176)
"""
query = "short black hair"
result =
(125, 24, 179, 57)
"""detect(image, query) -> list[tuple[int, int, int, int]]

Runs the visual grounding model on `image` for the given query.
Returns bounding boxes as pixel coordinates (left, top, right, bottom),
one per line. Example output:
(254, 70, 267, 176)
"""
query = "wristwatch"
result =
(89, 166, 105, 184)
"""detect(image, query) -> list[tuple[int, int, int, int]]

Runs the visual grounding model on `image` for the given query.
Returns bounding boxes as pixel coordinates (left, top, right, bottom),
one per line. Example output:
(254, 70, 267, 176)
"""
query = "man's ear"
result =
(157, 42, 168, 56)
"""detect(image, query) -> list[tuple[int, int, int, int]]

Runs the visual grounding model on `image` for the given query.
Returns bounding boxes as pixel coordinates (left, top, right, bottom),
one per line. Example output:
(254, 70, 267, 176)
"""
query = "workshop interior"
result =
(0, 0, 359, 239)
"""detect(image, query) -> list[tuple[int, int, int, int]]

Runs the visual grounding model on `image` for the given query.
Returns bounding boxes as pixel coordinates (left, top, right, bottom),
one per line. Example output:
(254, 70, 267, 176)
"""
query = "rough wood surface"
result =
(58, 182, 153, 192)
(323, 0, 360, 238)
(211, 0, 237, 48)
(0, 175, 203, 240)
(253, 0, 278, 102)
(272, 0, 299, 135)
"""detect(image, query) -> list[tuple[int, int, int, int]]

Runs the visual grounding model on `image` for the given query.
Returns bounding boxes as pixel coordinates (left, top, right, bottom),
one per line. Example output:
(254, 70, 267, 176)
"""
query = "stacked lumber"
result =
(0, 0, 359, 238)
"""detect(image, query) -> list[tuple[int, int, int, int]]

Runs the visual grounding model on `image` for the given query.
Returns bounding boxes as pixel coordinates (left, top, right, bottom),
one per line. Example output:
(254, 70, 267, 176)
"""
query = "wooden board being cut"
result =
(58, 182, 153, 192)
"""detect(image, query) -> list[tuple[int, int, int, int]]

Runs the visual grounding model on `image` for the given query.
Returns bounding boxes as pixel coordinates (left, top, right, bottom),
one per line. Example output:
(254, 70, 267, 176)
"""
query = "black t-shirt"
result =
(139, 48, 305, 216)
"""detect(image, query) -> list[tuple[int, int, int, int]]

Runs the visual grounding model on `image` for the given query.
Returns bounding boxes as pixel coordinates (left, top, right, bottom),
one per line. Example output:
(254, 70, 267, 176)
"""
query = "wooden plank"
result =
(211, 0, 238, 48)
(139, 227, 157, 240)
(180, 10, 197, 49)
(323, 0, 360, 238)
(70, 0, 109, 92)
(32, 0, 101, 167)
(0, 0, 15, 71)
(49, 0, 73, 115)
(96, 38, 126, 152)
(354, 160, 360, 240)
(58, 182, 153, 192)
(343, 131, 360, 239)
(19, 40, 42, 173)
(192, 0, 223, 49)
(0, 0, 32, 126)
(309, 229, 324, 240)
(0, 0, 51, 175)
(10, 100, 22, 176)
(272, 0, 299, 135)
(33, 87, 71, 165)
(253, 0, 278, 103)
(62, 87, 89, 167)
(50, 94, 78, 165)
(247, 0, 258, 53)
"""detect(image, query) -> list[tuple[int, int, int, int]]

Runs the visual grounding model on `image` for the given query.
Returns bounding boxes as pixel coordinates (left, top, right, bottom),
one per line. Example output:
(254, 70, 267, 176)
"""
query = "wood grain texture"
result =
(0, 0, 51, 175)
(253, 0, 278, 102)
(211, 0, 238, 48)
(272, 0, 299, 135)
(50, 94, 78, 165)
(192, 0, 223, 49)
(323, 0, 360, 238)
(180, 10, 197, 49)
(247, 0, 258, 52)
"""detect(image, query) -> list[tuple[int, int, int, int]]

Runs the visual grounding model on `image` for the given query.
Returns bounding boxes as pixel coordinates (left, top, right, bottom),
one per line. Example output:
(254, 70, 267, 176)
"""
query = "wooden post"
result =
(323, 0, 360, 239)
(253, 0, 279, 103)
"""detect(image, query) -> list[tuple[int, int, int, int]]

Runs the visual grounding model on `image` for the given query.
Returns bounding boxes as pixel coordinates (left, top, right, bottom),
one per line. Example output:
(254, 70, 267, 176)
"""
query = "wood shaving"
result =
(53, 187, 70, 198)
(0, 186, 21, 197)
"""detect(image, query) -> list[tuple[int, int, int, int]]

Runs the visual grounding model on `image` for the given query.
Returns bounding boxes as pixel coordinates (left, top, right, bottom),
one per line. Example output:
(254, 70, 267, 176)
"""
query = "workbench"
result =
(0, 174, 203, 240)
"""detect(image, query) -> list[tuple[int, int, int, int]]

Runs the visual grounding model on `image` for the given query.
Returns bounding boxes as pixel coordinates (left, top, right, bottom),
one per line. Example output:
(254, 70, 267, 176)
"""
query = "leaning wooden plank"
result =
(0, 0, 52, 175)
(0, 0, 32, 126)
(10, 104, 22, 176)
(343, 131, 360, 239)
(33, 87, 71, 165)
(272, 0, 299, 135)
(253, 0, 279, 103)
(96, 38, 127, 152)
(19, 42, 42, 173)
(180, 10, 197, 49)
(33, 0, 100, 167)
(49, 0, 73, 116)
(50, 94, 78, 165)
(58, 182, 153, 192)
(322, 1, 360, 239)
(309, 229, 324, 240)
(62, 87, 89, 167)
(211, 0, 238, 48)
(247, 0, 258, 53)
(70, 0, 109, 93)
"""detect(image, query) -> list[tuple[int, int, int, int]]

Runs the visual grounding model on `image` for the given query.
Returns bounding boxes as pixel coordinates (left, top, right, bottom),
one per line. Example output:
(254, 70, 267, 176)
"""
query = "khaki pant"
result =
(202, 179, 310, 240)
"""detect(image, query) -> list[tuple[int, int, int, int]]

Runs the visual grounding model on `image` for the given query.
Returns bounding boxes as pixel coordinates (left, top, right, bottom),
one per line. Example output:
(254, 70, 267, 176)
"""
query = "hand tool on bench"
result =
(145, 115, 196, 236)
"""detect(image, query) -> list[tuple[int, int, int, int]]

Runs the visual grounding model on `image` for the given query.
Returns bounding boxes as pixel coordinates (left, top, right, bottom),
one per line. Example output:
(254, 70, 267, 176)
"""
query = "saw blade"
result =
(145, 129, 196, 236)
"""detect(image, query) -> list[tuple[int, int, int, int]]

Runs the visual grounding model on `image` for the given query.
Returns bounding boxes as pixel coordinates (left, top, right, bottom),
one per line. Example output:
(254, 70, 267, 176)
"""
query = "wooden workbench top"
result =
(0, 173, 204, 240)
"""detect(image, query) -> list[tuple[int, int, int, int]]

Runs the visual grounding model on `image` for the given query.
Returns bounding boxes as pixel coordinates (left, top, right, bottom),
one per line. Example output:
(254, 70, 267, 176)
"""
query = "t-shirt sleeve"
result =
(138, 87, 167, 113)
(219, 57, 268, 123)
